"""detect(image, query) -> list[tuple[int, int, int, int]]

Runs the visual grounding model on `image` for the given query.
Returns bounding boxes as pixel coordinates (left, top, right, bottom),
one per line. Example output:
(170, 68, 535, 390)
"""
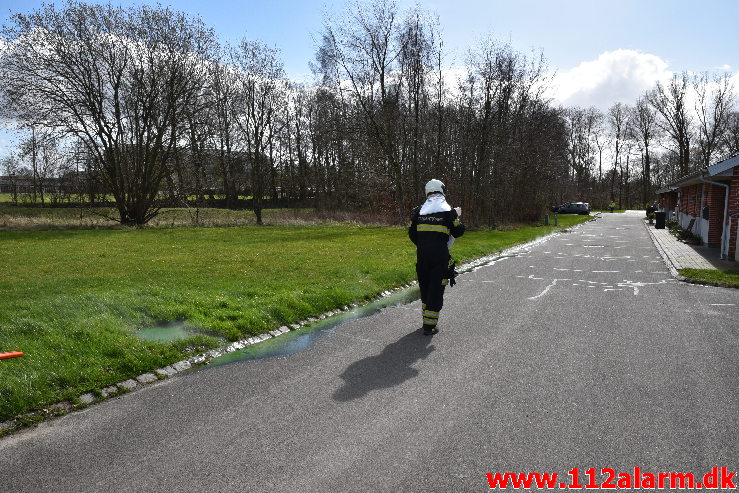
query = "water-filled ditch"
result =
(206, 286, 422, 366)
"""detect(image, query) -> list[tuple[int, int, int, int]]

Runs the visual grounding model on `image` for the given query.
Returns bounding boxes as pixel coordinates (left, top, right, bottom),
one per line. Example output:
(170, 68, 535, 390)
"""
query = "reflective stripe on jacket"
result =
(408, 206, 465, 261)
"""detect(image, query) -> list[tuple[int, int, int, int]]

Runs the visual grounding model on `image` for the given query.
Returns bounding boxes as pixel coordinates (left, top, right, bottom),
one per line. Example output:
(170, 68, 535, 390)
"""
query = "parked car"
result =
(550, 201, 591, 215)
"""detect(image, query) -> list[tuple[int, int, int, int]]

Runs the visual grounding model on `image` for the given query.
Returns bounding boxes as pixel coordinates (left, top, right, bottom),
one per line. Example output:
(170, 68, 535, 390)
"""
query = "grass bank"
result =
(678, 268, 739, 287)
(0, 214, 590, 422)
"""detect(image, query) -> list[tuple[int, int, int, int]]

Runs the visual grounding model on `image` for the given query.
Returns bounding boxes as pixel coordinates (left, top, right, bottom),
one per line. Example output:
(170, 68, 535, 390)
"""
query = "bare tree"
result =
(564, 106, 601, 194)
(232, 39, 286, 225)
(648, 72, 692, 178)
(723, 111, 739, 155)
(206, 51, 247, 209)
(0, 154, 22, 204)
(0, 2, 217, 225)
(631, 95, 658, 206)
(0, 0, 590, 226)
(694, 72, 735, 166)
(608, 102, 627, 204)
(317, 0, 407, 217)
(397, 8, 440, 205)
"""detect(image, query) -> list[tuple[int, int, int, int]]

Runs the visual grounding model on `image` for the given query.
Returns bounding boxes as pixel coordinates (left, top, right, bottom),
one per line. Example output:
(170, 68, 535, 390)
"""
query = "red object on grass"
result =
(0, 351, 24, 360)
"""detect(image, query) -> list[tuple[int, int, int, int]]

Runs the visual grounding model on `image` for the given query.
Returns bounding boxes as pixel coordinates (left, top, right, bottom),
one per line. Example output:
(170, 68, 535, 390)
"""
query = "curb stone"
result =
(79, 393, 96, 405)
(156, 366, 175, 377)
(136, 373, 158, 384)
(118, 379, 137, 391)
(0, 421, 17, 432)
(172, 361, 191, 372)
(101, 386, 119, 398)
(49, 401, 73, 412)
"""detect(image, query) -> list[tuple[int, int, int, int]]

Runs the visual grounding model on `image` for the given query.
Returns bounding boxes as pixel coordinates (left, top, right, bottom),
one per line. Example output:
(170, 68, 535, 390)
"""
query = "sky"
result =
(1, 0, 738, 155)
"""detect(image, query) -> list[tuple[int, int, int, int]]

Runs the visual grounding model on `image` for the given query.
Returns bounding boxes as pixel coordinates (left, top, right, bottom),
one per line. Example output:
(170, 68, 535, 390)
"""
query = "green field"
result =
(0, 215, 589, 422)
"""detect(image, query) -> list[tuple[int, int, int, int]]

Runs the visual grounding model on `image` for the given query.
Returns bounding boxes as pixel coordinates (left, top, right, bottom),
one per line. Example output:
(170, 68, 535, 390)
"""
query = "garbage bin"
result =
(655, 211, 666, 229)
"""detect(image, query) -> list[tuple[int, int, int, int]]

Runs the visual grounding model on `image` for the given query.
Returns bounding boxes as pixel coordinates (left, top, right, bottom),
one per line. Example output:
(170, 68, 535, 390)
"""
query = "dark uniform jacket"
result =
(408, 207, 465, 262)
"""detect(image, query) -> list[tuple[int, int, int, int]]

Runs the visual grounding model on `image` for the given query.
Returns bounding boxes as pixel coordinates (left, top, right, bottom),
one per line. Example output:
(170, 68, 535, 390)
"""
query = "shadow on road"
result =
(332, 329, 435, 402)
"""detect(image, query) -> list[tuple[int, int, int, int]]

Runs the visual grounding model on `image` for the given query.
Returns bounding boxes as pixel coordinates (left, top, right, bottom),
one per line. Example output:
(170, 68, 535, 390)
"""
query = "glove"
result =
(447, 261, 457, 287)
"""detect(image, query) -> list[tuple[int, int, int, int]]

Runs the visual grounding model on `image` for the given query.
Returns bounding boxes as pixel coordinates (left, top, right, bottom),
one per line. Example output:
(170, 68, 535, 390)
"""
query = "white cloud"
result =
(550, 49, 672, 110)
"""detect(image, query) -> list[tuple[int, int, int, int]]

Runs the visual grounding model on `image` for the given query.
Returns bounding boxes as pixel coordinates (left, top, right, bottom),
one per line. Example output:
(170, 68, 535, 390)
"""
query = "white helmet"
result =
(425, 179, 447, 197)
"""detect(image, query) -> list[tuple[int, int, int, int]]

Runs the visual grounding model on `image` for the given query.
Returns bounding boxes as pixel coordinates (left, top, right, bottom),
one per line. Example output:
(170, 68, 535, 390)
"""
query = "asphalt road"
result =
(2, 212, 738, 492)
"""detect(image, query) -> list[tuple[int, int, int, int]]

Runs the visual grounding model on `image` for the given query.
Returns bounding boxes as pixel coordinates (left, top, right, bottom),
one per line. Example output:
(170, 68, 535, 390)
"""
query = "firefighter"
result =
(408, 179, 465, 335)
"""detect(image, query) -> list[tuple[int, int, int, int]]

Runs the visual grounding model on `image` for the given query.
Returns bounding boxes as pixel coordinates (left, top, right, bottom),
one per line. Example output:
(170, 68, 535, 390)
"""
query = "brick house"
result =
(657, 154, 739, 261)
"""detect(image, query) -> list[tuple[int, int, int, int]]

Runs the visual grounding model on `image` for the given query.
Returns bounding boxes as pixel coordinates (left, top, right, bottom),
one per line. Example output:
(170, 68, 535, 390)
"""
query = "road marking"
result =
(593, 270, 619, 273)
(617, 279, 673, 296)
(529, 278, 569, 300)
(710, 303, 735, 306)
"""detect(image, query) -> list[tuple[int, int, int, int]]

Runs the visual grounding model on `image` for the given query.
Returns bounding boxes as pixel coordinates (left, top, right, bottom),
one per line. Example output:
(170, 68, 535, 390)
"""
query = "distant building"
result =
(0, 175, 36, 194)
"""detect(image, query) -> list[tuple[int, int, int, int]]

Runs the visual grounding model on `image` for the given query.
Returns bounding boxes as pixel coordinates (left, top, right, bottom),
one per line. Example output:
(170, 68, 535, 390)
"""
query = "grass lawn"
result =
(678, 268, 739, 287)
(0, 214, 589, 422)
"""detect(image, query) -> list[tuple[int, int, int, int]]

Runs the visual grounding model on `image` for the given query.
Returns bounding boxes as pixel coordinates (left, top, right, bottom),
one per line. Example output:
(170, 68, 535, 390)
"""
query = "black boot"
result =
(422, 324, 438, 336)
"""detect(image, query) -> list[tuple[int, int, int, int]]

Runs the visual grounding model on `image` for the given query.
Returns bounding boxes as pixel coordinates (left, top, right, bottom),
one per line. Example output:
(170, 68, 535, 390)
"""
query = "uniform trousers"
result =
(416, 255, 449, 327)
